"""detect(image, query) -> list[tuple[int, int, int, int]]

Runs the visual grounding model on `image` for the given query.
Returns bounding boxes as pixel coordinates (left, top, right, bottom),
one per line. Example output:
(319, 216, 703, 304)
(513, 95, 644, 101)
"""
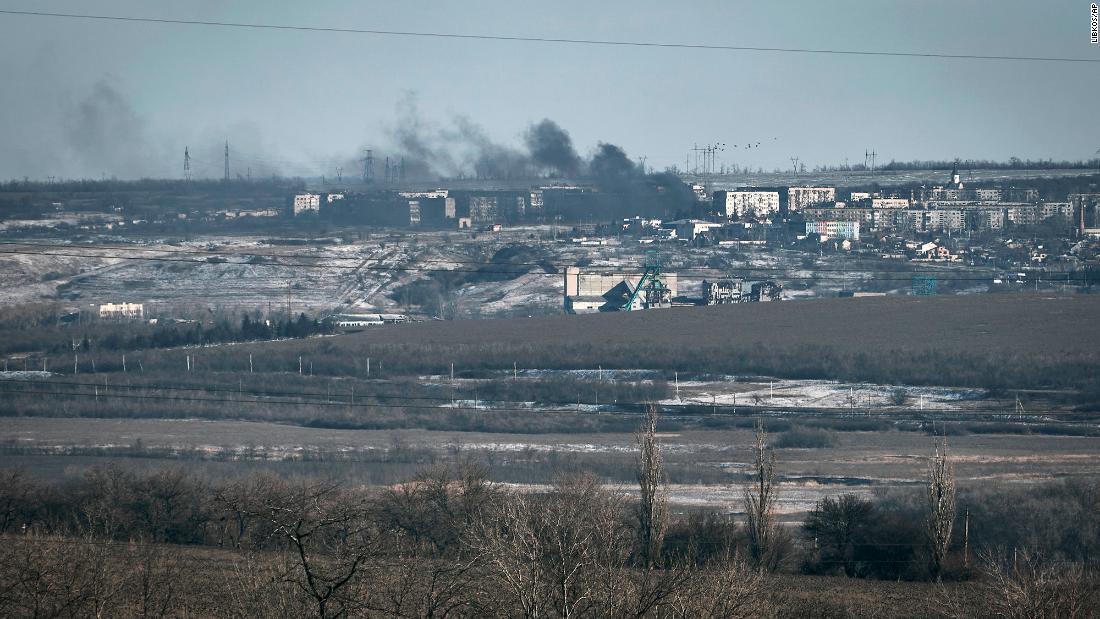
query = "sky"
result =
(0, 1, 1098, 180)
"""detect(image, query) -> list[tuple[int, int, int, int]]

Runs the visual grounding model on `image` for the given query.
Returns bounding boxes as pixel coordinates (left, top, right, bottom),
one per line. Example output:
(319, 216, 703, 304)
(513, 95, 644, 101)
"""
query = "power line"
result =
(0, 378, 1094, 421)
(1, 9, 1098, 64)
(2, 385, 1093, 424)
(5, 375, 1088, 419)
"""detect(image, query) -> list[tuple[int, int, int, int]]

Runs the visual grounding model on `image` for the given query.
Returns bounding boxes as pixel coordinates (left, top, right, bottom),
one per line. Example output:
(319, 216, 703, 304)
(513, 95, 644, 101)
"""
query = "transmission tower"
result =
(789, 157, 800, 174)
(183, 147, 191, 181)
(361, 149, 375, 183)
(336, 166, 343, 183)
(223, 140, 230, 181)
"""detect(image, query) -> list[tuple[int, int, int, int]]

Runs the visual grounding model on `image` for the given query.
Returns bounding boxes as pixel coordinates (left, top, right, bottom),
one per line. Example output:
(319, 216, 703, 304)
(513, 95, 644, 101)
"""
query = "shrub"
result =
(775, 426, 838, 449)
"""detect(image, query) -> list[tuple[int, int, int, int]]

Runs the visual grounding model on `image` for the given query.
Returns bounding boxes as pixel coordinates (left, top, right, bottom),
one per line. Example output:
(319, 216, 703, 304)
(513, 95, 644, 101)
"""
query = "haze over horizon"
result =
(1, 0, 1098, 180)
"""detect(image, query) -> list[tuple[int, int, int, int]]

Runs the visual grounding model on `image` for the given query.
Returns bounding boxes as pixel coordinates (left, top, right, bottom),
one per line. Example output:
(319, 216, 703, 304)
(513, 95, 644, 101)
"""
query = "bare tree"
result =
(939, 550, 1096, 619)
(744, 421, 780, 571)
(467, 492, 547, 618)
(926, 435, 956, 581)
(636, 403, 668, 570)
(249, 480, 376, 619)
(668, 554, 772, 619)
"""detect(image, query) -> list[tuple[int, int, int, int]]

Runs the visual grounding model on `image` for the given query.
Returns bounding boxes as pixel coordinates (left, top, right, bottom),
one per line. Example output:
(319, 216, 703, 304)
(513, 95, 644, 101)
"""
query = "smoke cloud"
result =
(525, 119, 581, 177)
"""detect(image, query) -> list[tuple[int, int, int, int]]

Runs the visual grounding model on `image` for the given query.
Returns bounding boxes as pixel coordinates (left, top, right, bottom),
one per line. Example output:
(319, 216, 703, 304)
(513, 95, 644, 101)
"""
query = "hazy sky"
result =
(0, 1, 1098, 179)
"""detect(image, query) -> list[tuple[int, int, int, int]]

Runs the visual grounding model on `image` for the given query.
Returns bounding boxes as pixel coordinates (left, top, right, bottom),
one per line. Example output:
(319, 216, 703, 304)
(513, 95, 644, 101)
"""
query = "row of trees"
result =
(0, 311, 331, 357)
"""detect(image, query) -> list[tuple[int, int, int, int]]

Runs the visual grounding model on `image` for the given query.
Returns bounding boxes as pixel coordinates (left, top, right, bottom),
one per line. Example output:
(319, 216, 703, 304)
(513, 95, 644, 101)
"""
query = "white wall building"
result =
(293, 193, 321, 215)
(99, 303, 144, 320)
(787, 187, 836, 212)
(871, 197, 910, 209)
(715, 190, 781, 218)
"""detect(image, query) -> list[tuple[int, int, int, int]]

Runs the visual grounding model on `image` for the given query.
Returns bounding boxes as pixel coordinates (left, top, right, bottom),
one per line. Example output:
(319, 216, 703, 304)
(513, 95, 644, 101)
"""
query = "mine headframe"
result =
(622, 250, 671, 310)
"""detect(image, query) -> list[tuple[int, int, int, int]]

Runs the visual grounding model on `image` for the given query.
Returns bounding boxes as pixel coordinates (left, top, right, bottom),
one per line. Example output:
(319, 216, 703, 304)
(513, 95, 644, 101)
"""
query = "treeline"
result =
(818, 159, 1100, 172)
(0, 177, 305, 194)
(0, 420, 1095, 617)
(0, 372, 670, 435)
(0, 310, 331, 357)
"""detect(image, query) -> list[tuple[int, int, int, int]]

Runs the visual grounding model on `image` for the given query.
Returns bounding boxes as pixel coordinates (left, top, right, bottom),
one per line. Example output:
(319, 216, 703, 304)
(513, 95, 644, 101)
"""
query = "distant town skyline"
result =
(0, 0, 1098, 180)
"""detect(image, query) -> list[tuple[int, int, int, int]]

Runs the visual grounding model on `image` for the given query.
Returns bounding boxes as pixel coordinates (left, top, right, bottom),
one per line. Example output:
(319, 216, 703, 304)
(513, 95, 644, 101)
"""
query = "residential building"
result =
(292, 193, 321, 215)
(713, 189, 781, 218)
(805, 220, 860, 240)
(871, 197, 909, 209)
(787, 187, 836, 214)
(99, 303, 144, 320)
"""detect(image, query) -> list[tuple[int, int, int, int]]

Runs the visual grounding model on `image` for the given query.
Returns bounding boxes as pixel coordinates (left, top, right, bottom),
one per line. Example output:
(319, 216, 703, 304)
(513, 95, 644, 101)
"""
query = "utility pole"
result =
(963, 508, 971, 569)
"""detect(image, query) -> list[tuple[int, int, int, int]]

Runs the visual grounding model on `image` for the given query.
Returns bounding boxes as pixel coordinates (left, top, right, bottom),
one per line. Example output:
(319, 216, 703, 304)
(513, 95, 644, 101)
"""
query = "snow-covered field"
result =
(659, 378, 988, 412)
(0, 231, 956, 316)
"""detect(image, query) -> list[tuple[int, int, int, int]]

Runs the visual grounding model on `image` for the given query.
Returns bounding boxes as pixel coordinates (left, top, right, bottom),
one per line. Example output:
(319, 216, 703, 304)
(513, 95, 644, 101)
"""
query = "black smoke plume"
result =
(525, 119, 581, 177)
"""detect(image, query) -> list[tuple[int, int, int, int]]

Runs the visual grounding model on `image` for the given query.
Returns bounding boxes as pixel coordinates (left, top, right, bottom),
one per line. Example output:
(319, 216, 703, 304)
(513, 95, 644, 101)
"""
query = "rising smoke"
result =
(525, 119, 582, 177)
(374, 94, 584, 181)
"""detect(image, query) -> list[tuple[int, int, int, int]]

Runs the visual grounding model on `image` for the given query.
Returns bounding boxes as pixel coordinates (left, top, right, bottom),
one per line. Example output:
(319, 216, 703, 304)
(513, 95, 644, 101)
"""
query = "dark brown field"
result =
(353, 293, 1100, 353)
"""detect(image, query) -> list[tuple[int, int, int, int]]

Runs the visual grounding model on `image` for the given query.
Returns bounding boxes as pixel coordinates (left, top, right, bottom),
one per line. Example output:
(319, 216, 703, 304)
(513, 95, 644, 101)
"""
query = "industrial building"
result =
(563, 265, 678, 314)
(325, 313, 407, 330)
(702, 279, 744, 304)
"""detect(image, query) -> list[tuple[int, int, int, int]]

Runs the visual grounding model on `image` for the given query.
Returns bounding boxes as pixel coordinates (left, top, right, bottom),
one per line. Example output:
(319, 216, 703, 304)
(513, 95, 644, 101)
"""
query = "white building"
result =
(714, 190, 781, 218)
(787, 187, 837, 213)
(669, 219, 725, 240)
(293, 193, 321, 215)
(871, 197, 909, 209)
(99, 303, 144, 320)
(805, 220, 860, 240)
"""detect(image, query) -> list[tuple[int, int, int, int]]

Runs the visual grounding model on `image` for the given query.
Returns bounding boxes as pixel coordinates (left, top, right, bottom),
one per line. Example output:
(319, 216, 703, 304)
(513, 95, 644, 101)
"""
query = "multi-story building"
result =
(965, 208, 1004, 231)
(468, 196, 499, 224)
(713, 190, 781, 219)
(871, 197, 909, 209)
(787, 187, 836, 214)
(292, 193, 321, 215)
(805, 220, 860, 240)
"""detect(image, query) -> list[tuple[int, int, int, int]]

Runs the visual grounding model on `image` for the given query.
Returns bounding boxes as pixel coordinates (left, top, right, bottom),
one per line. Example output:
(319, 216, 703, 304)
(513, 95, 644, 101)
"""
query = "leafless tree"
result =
(927, 436, 956, 581)
(247, 480, 376, 619)
(636, 403, 668, 570)
(381, 461, 498, 555)
(939, 549, 1096, 619)
(743, 421, 780, 571)
(668, 554, 772, 618)
(0, 468, 36, 534)
(467, 491, 547, 618)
